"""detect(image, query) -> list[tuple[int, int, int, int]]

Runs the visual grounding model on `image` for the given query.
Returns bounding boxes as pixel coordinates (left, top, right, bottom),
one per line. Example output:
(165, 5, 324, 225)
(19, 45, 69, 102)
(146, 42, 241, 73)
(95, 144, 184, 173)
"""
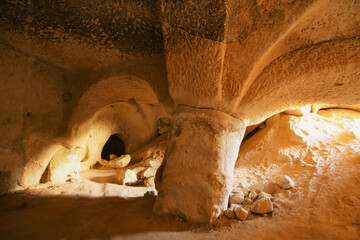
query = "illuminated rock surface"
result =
(0, 0, 360, 238)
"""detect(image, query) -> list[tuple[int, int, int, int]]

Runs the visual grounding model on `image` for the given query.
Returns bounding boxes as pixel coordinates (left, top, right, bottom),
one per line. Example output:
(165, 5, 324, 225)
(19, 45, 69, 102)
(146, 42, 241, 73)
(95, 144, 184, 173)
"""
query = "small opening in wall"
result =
(101, 134, 125, 160)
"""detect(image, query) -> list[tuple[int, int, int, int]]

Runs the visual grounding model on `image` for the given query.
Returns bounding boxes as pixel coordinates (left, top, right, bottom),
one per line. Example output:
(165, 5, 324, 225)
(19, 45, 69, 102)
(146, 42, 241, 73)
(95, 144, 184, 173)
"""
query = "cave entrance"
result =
(101, 134, 125, 160)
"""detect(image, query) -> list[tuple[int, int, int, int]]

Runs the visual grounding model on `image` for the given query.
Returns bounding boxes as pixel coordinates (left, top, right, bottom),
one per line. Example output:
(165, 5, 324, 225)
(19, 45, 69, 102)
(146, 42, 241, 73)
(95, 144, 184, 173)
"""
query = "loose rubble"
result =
(229, 190, 244, 204)
(248, 190, 258, 200)
(234, 206, 248, 221)
(225, 209, 236, 219)
(91, 135, 168, 187)
(224, 179, 295, 221)
(251, 196, 273, 214)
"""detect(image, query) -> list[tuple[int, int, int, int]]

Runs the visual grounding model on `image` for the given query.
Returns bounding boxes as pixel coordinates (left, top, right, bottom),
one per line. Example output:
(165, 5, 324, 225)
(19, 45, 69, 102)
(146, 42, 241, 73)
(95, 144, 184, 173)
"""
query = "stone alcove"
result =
(101, 134, 126, 161)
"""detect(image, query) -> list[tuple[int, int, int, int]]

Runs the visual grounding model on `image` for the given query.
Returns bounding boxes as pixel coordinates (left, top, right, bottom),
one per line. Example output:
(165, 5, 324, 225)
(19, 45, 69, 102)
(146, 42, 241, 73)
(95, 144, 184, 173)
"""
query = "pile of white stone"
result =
(97, 134, 167, 187)
(97, 152, 162, 187)
(225, 175, 295, 221)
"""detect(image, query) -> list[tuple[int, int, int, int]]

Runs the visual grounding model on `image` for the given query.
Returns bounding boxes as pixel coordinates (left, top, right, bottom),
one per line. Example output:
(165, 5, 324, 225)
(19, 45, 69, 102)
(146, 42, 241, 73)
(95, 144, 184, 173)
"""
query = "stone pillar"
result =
(161, 0, 227, 109)
(154, 105, 245, 222)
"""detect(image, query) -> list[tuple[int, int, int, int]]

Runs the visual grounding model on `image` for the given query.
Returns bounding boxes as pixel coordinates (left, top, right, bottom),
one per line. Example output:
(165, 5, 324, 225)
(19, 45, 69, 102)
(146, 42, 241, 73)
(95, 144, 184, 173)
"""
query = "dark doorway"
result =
(101, 134, 125, 160)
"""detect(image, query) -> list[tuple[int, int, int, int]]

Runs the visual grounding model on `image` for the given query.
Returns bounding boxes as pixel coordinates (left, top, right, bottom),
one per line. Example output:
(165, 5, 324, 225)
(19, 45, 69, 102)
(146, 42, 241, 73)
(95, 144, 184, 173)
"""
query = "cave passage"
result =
(101, 134, 125, 160)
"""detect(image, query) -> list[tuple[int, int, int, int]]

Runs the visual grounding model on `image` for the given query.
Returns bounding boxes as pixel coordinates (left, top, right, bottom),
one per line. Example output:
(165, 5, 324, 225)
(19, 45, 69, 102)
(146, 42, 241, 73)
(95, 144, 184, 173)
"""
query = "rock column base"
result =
(154, 106, 245, 222)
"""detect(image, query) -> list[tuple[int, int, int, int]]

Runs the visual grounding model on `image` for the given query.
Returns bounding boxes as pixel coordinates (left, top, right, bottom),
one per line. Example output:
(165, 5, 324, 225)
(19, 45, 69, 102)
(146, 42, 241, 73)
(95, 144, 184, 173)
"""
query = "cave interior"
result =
(0, 0, 360, 239)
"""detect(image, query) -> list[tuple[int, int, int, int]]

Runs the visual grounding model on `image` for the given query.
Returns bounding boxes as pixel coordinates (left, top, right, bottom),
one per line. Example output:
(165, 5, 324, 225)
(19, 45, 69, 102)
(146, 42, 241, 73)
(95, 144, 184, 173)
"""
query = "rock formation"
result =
(0, 0, 359, 224)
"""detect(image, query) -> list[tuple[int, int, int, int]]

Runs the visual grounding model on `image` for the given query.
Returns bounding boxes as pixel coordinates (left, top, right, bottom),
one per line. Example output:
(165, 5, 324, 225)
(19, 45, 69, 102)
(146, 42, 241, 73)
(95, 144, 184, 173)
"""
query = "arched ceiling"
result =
(1, 0, 359, 123)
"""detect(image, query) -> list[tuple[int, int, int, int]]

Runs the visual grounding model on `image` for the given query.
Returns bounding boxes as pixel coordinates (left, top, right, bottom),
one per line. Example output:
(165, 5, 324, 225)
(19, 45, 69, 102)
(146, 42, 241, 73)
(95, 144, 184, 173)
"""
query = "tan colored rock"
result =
(229, 191, 244, 204)
(139, 167, 157, 179)
(251, 197, 273, 214)
(154, 106, 246, 223)
(110, 136, 168, 187)
(234, 206, 248, 221)
(20, 134, 63, 186)
(1, 0, 360, 227)
(48, 147, 85, 183)
(147, 158, 163, 168)
(116, 169, 138, 185)
(248, 191, 258, 200)
(109, 154, 117, 160)
(108, 154, 131, 169)
(225, 209, 236, 219)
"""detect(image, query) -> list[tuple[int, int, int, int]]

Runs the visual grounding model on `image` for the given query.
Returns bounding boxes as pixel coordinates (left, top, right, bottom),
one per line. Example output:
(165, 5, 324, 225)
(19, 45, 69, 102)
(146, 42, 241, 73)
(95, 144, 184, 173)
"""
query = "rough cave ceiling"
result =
(1, 0, 359, 123)
(0, 0, 164, 54)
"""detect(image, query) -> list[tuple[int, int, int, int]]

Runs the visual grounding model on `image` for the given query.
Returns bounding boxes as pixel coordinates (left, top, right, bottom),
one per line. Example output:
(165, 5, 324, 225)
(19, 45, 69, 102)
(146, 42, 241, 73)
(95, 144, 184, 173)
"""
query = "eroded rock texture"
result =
(154, 106, 245, 222)
(0, 0, 359, 223)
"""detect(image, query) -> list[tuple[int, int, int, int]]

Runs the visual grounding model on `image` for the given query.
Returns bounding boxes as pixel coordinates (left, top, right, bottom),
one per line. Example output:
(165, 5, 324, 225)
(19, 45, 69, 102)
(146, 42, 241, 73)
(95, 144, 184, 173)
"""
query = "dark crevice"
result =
(242, 123, 266, 142)
(101, 134, 125, 160)
(40, 164, 49, 183)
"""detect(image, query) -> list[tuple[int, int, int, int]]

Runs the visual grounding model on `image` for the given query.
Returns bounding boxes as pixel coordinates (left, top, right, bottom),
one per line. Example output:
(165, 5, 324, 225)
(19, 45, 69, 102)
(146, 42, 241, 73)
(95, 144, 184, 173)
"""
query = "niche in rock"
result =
(101, 134, 125, 160)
